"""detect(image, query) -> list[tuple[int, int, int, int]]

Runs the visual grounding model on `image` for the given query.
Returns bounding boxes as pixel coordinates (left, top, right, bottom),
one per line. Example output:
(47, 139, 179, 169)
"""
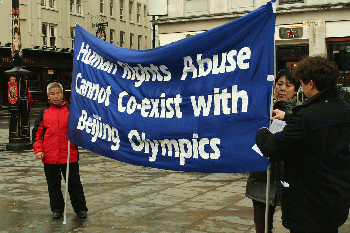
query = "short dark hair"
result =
(275, 68, 300, 92)
(294, 55, 339, 91)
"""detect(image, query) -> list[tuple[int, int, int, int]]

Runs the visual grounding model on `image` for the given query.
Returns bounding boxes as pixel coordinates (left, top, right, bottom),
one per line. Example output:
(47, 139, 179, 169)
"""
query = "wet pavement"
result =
(1, 107, 350, 233)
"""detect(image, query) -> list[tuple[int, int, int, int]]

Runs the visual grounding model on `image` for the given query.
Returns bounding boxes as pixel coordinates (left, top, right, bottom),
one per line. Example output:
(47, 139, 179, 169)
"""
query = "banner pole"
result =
(265, 2, 276, 232)
(264, 85, 274, 233)
(264, 163, 271, 233)
(63, 141, 71, 224)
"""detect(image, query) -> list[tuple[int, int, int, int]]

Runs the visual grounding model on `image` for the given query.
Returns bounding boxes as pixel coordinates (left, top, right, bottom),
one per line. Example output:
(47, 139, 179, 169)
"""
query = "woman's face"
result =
(274, 76, 297, 101)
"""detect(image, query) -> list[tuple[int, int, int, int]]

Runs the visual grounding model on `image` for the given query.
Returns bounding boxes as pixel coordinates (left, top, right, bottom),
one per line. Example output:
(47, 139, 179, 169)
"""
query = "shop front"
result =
(275, 24, 309, 74)
(0, 48, 73, 108)
(327, 38, 350, 90)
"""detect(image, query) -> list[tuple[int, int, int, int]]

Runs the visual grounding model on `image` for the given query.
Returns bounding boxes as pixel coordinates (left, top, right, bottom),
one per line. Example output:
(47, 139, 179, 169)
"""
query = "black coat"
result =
(256, 86, 350, 231)
(246, 97, 297, 206)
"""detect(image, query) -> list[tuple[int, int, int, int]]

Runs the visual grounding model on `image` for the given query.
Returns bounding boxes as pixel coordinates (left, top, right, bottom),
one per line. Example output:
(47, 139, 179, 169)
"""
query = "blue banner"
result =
(67, 1, 276, 173)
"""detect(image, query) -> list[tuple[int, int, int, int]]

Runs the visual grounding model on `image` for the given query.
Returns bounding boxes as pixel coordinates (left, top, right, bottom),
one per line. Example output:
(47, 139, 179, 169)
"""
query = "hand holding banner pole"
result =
(63, 141, 71, 224)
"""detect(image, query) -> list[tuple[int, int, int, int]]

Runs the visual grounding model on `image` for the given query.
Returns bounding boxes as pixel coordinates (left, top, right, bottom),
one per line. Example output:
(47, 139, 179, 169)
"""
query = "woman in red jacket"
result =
(32, 82, 88, 219)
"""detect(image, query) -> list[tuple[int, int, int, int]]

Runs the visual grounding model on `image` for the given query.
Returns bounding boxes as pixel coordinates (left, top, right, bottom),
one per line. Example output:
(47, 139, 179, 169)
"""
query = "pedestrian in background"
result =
(246, 68, 300, 233)
(32, 82, 88, 219)
(256, 56, 350, 233)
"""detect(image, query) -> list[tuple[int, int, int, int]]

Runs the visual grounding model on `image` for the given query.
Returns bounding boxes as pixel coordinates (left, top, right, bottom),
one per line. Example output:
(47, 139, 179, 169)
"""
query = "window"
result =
(120, 31, 125, 47)
(144, 5, 147, 18)
(110, 0, 114, 16)
(138, 35, 142, 50)
(42, 24, 56, 47)
(130, 33, 134, 49)
(42, 24, 47, 46)
(145, 36, 147, 49)
(110, 29, 115, 44)
(279, 0, 304, 4)
(100, 0, 104, 14)
(71, 27, 75, 48)
(49, 0, 55, 8)
(129, 0, 133, 22)
(49, 25, 56, 47)
(137, 3, 141, 24)
(70, 0, 82, 14)
(41, 0, 55, 8)
(120, 0, 124, 20)
(70, 0, 74, 12)
(76, 0, 82, 14)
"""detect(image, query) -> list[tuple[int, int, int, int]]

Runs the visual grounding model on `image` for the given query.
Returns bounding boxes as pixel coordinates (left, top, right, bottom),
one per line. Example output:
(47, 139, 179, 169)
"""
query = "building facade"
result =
(0, 0, 152, 107)
(152, 0, 350, 89)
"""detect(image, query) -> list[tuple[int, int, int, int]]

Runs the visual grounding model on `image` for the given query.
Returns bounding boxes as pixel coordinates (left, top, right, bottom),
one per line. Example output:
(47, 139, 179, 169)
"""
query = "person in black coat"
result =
(246, 69, 300, 233)
(256, 55, 350, 233)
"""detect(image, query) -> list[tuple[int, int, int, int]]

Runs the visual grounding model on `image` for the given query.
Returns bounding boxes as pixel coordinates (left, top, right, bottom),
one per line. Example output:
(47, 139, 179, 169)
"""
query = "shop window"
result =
(327, 40, 350, 87)
(276, 45, 309, 73)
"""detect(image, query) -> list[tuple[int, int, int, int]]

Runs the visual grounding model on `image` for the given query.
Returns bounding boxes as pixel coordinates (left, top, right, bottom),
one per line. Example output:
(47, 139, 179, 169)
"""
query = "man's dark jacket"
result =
(256, 86, 350, 232)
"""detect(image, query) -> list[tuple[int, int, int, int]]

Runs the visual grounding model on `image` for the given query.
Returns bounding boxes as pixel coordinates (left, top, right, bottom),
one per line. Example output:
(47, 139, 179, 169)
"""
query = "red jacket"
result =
(32, 101, 78, 164)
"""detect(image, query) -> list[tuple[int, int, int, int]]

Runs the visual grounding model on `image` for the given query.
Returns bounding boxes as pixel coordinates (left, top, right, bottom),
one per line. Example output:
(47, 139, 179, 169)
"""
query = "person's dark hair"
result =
(294, 55, 339, 91)
(275, 68, 300, 92)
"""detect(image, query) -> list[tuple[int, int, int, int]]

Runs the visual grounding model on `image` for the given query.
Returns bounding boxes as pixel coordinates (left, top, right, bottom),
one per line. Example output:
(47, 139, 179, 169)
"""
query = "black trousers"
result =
(44, 162, 88, 213)
(252, 199, 276, 233)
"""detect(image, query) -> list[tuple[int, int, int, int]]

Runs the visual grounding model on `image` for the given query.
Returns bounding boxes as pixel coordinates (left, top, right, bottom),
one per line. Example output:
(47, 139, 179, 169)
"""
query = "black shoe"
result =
(53, 211, 63, 219)
(77, 211, 87, 219)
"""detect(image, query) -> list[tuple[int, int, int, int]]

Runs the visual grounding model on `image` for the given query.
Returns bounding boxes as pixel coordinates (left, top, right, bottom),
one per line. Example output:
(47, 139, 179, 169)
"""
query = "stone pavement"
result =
(0, 108, 349, 233)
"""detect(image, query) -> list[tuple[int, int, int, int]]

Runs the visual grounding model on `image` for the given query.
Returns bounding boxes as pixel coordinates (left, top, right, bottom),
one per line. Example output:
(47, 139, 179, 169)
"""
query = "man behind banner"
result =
(32, 82, 88, 219)
(256, 56, 350, 233)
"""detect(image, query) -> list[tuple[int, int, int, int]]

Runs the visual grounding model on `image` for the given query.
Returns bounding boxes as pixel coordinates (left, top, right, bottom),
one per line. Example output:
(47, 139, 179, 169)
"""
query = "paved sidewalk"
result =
(0, 109, 349, 233)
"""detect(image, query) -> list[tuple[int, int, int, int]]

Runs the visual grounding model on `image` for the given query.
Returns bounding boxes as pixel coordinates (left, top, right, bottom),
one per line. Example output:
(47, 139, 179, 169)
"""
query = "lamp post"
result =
(5, 0, 32, 150)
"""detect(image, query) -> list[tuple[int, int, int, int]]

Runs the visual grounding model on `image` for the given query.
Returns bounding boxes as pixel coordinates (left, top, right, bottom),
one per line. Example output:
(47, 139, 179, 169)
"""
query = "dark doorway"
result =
(276, 44, 309, 72)
(327, 39, 350, 88)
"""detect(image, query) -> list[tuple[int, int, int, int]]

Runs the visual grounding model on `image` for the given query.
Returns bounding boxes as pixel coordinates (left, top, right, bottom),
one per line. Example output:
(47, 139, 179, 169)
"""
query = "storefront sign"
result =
(279, 26, 303, 39)
(1, 57, 34, 64)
